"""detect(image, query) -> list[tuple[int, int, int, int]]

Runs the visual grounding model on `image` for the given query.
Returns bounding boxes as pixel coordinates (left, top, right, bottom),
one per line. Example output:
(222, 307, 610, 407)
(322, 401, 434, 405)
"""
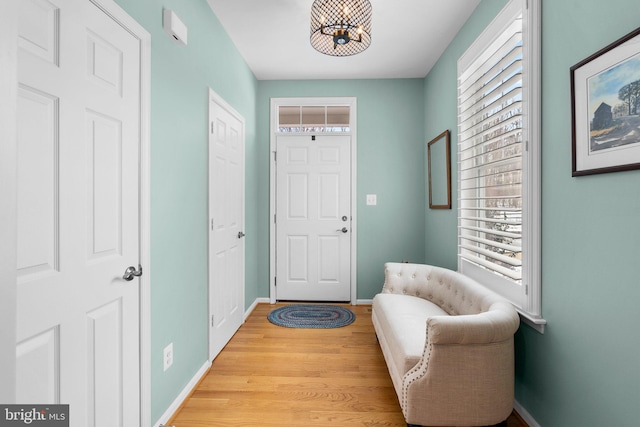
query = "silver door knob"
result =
(238, 231, 245, 239)
(337, 227, 348, 233)
(123, 264, 142, 281)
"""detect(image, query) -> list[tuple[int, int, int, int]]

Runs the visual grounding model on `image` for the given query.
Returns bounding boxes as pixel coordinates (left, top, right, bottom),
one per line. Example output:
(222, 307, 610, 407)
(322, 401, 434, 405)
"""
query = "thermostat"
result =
(163, 9, 188, 46)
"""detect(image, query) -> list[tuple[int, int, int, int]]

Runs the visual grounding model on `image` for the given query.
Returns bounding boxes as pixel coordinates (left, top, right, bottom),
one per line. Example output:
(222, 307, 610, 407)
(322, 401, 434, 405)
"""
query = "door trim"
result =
(269, 97, 357, 305)
(0, 0, 18, 404)
(0, 0, 151, 423)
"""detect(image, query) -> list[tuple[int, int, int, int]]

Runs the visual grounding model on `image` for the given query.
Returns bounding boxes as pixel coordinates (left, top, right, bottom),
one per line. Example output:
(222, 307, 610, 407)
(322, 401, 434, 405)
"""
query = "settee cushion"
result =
(372, 293, 448, 383)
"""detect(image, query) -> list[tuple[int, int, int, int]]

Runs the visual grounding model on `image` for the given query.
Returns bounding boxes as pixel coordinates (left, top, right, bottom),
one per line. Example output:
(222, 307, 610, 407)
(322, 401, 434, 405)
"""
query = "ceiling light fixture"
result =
(310, 0, 372, 57)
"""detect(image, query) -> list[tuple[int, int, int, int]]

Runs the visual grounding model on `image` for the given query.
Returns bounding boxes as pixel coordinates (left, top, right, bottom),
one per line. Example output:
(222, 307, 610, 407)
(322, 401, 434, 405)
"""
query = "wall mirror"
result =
(427, 130, 451, 209)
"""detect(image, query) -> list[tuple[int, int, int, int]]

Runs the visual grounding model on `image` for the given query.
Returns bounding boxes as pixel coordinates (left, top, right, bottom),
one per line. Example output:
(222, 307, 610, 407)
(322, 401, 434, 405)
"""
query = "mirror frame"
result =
(427, 130, 452, 209)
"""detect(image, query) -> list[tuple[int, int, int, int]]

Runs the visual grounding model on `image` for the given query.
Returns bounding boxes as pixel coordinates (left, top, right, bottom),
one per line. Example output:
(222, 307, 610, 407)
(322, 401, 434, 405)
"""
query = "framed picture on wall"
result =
(427, 130, 451, 209)
(571, 27, 640, 176)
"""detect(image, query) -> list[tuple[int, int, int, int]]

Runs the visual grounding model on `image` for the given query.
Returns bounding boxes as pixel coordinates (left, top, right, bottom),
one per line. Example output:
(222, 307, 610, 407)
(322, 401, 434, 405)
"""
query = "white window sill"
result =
(517, 309, 546, 333)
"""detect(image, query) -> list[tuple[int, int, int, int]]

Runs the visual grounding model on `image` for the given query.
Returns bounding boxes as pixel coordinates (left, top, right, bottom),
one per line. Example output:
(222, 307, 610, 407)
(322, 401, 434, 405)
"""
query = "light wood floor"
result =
(167, 303, 527, 427)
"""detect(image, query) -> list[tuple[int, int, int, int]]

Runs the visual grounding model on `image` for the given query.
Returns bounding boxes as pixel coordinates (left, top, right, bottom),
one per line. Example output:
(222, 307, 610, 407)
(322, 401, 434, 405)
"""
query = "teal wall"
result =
(423, 1, 640, 426)
(423, 1, 509, 271)
(113, 0, 258, 423)
(256, 80, 426, 299)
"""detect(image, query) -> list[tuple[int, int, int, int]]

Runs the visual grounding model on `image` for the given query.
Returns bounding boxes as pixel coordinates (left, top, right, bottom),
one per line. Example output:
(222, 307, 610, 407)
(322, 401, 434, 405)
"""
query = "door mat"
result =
(267, 305, 356, 329)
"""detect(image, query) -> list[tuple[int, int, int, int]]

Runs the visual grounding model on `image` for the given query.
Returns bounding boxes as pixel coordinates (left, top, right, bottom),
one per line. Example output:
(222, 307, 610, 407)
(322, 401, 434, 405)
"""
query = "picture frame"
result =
(427, 130, 451, 209)
(571, 27, 640, 176)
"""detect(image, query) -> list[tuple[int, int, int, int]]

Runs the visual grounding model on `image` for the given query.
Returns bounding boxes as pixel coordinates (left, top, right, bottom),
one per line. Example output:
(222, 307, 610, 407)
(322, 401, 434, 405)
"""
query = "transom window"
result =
(277, 105, 350, 133)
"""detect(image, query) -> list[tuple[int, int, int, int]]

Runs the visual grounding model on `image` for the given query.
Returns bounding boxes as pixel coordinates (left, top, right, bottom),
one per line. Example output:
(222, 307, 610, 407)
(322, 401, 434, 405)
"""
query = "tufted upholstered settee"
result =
(372, 263, 520, 427)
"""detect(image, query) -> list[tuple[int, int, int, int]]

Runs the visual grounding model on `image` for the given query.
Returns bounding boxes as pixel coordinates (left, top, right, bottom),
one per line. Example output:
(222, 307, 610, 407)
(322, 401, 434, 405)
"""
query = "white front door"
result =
(208, 90, 245, 360)
(16, 0, 142, 425)
(276, 135, 351, 301)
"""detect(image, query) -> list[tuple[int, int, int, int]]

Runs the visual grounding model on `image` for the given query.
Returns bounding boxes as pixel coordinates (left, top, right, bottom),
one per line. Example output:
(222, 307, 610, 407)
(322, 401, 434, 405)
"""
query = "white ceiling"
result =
(206, 0, 481, 81)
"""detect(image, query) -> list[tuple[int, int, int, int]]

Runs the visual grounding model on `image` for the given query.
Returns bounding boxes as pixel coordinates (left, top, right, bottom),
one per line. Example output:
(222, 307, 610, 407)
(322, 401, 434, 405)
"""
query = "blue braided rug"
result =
(267, 305, 356, 329)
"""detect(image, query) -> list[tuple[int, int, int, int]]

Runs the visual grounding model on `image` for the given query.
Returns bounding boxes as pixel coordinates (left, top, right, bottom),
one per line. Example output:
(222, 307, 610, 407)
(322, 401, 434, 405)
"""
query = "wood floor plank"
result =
(167, 303, 527, 427)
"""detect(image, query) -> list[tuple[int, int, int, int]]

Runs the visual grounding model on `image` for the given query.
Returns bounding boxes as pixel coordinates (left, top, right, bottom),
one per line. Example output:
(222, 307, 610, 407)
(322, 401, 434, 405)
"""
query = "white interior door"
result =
(16, 0, 142, 425)
(276, 135, 351, 301)
(208, 90, 245, 361)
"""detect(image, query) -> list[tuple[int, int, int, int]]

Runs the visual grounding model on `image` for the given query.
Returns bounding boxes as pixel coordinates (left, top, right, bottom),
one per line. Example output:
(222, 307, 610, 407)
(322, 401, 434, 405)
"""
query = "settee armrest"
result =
(401, 305, 519, 426)
(427, 302, 519, 345)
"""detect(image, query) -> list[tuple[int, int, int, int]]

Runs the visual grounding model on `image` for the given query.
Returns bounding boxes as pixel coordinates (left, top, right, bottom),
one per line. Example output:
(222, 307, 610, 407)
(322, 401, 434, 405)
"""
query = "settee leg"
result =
(406, 424, 421, 427)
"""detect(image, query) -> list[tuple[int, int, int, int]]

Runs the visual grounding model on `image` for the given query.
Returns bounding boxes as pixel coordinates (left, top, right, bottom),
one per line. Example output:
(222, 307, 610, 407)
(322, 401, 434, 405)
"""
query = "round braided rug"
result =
(267, 305, 356, 329)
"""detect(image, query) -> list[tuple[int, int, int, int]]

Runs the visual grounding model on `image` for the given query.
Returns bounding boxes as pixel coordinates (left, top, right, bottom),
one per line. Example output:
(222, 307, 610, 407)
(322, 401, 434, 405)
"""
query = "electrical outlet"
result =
(366, 194, 377, 206)
(163, 343, 173, 372)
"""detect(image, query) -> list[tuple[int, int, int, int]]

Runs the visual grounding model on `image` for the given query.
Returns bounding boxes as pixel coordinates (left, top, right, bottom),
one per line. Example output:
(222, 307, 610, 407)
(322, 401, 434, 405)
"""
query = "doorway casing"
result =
(269, 97, 357, 304)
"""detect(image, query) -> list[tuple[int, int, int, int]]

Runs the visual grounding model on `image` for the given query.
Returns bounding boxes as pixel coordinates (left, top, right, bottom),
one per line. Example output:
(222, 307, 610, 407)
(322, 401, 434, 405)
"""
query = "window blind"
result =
(457, 14, 523, 283)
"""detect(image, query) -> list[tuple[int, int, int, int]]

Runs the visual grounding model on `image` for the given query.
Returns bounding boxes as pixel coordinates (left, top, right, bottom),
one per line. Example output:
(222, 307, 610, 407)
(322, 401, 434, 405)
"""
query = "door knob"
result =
(237, 231, 246, 239)
(337, 227, 348, 233)
(123, 264, 143, 281)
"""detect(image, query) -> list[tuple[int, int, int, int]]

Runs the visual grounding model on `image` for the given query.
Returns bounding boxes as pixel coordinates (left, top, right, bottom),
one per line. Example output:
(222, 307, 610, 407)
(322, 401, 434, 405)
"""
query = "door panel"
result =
(209, 92, 245, 361)
(319, 173, 340, 218)
(18, 0, 59, 65)
(276, 135, 351, 301)
(16, 1, 142, 425)
(86, 299, 122, 427)
(16, 327, 59, 404)
(86, 111, 122, 259)
(318, 235, 340, 281)
(16, 85, 59, 280)
(287, 173, 308, 218)
(287, 236, 308, 281)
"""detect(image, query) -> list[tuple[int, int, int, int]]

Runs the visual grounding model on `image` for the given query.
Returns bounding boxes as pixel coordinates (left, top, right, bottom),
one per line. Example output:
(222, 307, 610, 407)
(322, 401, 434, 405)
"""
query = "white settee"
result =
(372, 263, 520, 427)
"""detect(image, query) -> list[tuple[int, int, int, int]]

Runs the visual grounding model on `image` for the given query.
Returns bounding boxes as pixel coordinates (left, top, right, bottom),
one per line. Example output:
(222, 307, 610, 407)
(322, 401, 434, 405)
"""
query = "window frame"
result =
(457, 0, 544, 331)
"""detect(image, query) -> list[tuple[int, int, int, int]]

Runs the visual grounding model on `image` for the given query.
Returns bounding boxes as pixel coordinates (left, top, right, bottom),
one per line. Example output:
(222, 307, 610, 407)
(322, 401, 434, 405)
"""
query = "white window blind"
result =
(458, 14, 523, 284)
(457, 0, 544, 330)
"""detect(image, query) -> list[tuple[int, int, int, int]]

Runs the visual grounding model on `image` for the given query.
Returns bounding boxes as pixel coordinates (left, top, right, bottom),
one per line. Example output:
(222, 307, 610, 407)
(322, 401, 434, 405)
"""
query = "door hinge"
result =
(274, 214, 276, 223)
(274, 277, 277, 287)
(210, 121, 214, 134)
(525, 140, 529, 151)
(273, 151, 277, 161)
(525, 284, 529, 295)
(211, 315, 214, 327)
(211, 218, 214, 230)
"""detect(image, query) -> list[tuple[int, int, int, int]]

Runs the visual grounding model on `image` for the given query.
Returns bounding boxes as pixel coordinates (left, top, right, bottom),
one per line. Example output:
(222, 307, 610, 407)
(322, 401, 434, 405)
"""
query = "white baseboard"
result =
(153, 359, 211, 427)
(356, 299, 373, 305)
(514, 399, 541, 427)
(245, 297, 270, 321)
